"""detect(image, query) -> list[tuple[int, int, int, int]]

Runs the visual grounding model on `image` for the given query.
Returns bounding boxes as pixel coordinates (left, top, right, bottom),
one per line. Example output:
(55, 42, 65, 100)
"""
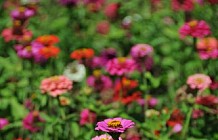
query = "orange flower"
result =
(36, 35, 59, 46)
(39, 46, 60, 59)
(70, 48, 94, 60)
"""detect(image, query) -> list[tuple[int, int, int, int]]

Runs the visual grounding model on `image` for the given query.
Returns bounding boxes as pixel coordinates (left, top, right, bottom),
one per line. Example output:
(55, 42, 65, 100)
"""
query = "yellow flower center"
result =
(188, 20, 198, 28)
(51, 76, 59, 81)
(93, 70, 101, 77)
(19, 7, 25, 12)
(118, 57, 126, 63)
(123, 79, 131, 86)
(25, 46, 32, 52)
(195, 78, 203, 84)
(14, 20, 21, 26)
(107, 120, 122, 128)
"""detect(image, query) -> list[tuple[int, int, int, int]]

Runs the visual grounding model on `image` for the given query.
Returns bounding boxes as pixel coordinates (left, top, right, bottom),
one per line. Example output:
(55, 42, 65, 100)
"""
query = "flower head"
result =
(63, 61, 86, 82)
(197, 37, 218, 59)
(167, 109, 184, 127)
(131, 44, 153, 59)
(96, 20, 110, 35)
(106, 57, 136, 76)
(179, 20, 211, 38)
(0, 118, 9, 130)
(35, 35, 59, 46)
(15, 44, 33, 59)
(196, 95, 218, 107)
(40, 75, 73, 97)
(11, 6, 34, 21)
(100, 48, 117, 64)
(92, 134, 122, 140)
(80, 109, 96, 126)
(187, 74, 212, 91)
(95, 117, 135, 133)
(22, 111, 44, 132)
(59, 0, 79, 6)
(171, 0, 194, 11)
(39, 46, 60, 59)
(70, 48, 94, 60)
(104, 3, 120, 19)
(192, 109, 204, 119)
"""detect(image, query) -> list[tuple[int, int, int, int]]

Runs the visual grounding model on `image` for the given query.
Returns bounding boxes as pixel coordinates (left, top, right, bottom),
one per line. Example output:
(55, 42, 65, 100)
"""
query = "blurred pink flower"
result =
(0, 118, 9, 130)
(92, 134, 122, 140)
(179, 20, 211, 38)
(83, 0, 105, 12)
(186, 74, 212, 90)
(96, 20, 110, 35)
(59, 0, 79, 6)
(11, 7, 34, 21)
(171, 0, 194, 11)
(40, 75, 73, 97)
(106, 57, 136, 76)
(172, 123, 182, 133)
(87, 73, 112, 91)
(192, 109, 204, 119)
(1, 27, 32, 42)
(131, 44, 153, 60)
(15, 44, 33, 59)
(95, 117, 135, 133)
(80, 109, 96, 126)
(100, 48, 117, 64)
(22, 111, 44, 132)
(104, 3, 120, 19)
(197, 37, 218, 59)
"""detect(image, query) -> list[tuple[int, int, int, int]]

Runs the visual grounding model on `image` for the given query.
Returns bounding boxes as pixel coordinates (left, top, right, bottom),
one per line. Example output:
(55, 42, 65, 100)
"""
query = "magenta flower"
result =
(192, 109, 204, 119)
(22, 111, 44, 132)
(172, 123, 182, 133)
(92, 134, 122, 140)
(197, 37, 218, 59)
(106, 57, 136, 76)
(130, 44, 153, 59)
(40, 75, 73, 97)
(179, 20, 211, 38)
(171, 0, 194, 11)
(186, 74, 212, 91)
(95, 117, 135, 133)
(87, 73, 113, 91)
(11, 7, 34, 21)
(196, 95, 218, 107)
(100, 48, 117, 64)
(31, 41, 47, 63)
(0, 118, 9, 130)
(15, 44, 33, 59)
(59, 0, 79, 6)
(80, 109, 96, 126)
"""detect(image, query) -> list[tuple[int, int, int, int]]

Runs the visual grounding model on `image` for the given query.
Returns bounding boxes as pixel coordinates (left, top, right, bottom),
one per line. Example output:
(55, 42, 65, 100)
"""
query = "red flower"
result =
(70, 48, 94, 60)
(39, 46, 60, 59)
(104, 3, 120, 19)
(196, 95, 218, 107)
(96, 21, 110, 35)
(207, 0, 218, 4)
(167, 109, 184, 127)
(171, 0, 194, 11)
(35, 35, 59, 46)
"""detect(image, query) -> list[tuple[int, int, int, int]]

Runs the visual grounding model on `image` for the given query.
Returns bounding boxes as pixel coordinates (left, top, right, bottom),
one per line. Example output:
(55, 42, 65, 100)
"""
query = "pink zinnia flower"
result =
(131, 44, 153, 59)
(95, 117, 135, 133)
(40, 75, 73, 97)
(11, 6, 34, 21)
(179, 20, 211, 38)
(0, 118, 9, 130)
(80, 109, 96, 126)
(171, 0, 194, 11)
(96, 20, 110, 35)
(87, 71, 113, 91)
(1, 27, 32, 42)
(187, 74, 212, 91)
(172, 123, 182, 133)
(106, 57, 136, 76)
(196, 95, 218, 107)
(15, 44, 33, 59)
(192, 109, 204, 119)
(104, 3, 120, 19)
(197, 37, 218, 59)
(92, 134, 122, 140)
(22, 111, 44, 132)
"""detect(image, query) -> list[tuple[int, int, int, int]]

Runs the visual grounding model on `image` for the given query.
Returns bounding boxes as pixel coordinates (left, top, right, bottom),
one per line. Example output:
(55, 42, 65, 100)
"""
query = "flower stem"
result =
(181, 108, 193, 140)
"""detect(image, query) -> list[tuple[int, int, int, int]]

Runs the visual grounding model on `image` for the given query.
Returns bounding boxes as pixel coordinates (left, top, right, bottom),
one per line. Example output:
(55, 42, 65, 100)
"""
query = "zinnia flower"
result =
(179, 20, 211, 38)
(186, 74, 212, 91)
(106, 57, 136, 76)
(100, 48, 117, 64)
(83, 0, 105, 12)
(104, 3, 120, 19)
(95, 117, 135, 133)
(70, 48, 94, 60)
(63, 61, 86, 82)
(80, 109, 96, 126)
(196, 37, 218, 59)
(39, 46, 60, 59)
(192, 109, 204, 119)
(196, 95, 218, 107)
(87, 71, 113, 92)
(59, 0, 79, 6)
(11, 6, 34, 22)
(0, 118, 9, 130)
(40, 75, 73, 97)
(171, 0, 194, 11)
(35, 35, 59, 46)
(22, 111, 44, 132)
(15, 44, 33, 59)
(167, 109, 184, 127)
(92, 134, 122, 140)
(131, 44, 153, 59)
(96, 20, 110, 35)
